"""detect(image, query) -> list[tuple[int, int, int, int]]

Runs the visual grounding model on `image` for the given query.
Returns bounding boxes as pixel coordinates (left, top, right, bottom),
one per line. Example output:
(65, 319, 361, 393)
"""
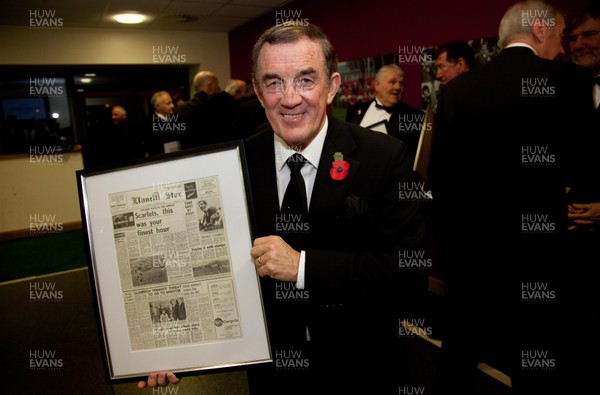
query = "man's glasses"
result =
(261, 77, 317, 94)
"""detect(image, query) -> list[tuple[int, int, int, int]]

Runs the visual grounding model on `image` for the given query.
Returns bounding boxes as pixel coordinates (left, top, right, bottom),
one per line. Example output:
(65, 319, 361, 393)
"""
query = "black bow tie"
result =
(594, 76, 600, 86)
(375, 102, 393, 113)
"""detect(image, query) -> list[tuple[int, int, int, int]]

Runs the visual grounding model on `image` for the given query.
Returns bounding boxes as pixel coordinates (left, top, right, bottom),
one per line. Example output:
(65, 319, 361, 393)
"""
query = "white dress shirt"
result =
(505, 42, 538, 55)
(359, 98, 391, 133)
(273, 117, 328, 290)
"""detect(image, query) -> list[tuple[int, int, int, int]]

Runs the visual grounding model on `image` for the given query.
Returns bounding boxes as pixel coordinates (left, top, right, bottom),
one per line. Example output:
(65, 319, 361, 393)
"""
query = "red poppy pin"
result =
(329, 152, 350, 181)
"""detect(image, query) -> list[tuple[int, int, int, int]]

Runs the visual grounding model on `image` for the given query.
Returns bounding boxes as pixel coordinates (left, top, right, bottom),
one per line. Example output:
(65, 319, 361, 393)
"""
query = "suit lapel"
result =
(348, 100, 372, 125)
(310, 116, 360, 216)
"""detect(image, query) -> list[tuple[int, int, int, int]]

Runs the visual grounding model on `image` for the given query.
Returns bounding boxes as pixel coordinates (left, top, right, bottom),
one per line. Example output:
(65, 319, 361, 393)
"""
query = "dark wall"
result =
(229, 0, 589, 109)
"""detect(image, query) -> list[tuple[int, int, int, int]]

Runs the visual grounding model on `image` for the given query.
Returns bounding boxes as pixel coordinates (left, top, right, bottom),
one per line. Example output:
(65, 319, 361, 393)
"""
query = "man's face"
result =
(254, 37, 340, 150)
(537, 14, 566, 60)
(111, 108, 126, 125)
(198, 201, 207, 211)
(435, 51, 467, 84)
(569, 17, 600, 73)
(374, 69, 404, 107)
(155, 94, 174, 116)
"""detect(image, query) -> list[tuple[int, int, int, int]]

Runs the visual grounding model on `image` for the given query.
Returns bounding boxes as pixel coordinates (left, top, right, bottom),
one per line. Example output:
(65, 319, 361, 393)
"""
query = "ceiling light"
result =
(80, 78, 92, 84)
(114, 13, 146, 24)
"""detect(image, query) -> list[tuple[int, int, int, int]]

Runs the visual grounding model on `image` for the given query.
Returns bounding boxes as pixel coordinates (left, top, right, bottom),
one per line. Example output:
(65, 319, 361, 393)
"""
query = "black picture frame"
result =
(76, 141, 270, 382)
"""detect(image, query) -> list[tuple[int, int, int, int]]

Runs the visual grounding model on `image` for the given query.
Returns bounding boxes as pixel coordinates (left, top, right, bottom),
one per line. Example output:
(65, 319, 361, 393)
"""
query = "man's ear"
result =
(531, 18, 546, 43)
(456, 57, 468, 72)
(327, 72, 341, 105)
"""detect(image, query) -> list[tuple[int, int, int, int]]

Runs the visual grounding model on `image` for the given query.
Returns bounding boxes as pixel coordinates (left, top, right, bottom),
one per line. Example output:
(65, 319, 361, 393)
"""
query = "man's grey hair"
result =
(193, 71, 218, 94)
(375, 64, 405, 82)
(151, 91, 169, 107)
(252, 22, 337, 88)
(498, 1, 557, 47)
(224, 79, 244, 96)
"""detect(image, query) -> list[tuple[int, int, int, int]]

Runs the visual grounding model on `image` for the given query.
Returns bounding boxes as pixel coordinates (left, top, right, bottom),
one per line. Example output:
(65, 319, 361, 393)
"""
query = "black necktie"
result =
(375, 102, 393, 113)
(281, 153, 308, 214)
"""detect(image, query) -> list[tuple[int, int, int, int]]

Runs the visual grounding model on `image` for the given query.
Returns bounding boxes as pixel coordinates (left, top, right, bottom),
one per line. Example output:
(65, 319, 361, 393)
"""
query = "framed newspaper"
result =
(76, 141, 270, 381)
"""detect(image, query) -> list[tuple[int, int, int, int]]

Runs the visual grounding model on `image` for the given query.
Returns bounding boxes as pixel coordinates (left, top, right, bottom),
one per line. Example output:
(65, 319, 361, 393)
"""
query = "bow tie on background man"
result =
(375, 102, 393, 113)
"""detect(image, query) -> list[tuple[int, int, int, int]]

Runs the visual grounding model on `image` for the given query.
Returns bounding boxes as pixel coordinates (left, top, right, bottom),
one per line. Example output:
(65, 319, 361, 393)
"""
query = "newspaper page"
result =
(109, 176, 242, 351)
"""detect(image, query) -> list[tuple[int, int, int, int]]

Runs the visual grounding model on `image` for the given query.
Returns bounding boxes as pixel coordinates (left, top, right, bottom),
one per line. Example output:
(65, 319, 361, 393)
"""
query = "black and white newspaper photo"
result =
(108, 175, 242, 352)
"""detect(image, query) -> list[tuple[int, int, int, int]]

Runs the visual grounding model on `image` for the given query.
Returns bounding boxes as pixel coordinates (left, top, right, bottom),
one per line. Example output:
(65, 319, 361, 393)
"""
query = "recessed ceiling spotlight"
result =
(114, 13, 146, 24)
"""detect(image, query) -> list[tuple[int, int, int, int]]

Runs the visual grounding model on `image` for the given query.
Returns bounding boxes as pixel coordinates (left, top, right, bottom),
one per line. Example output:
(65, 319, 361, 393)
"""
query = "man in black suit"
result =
(346, 64, 425, 165)
(568, 1, 600, 226)
(246, 22, 424, 394)
(85, 105, 145, 168)
(145, 91, 179, 156)
(140, 22, 425, 393)
(431, 2, 594, 394)
(435, 40, 476, 85)
(176, 71, 237, 149)
(565, 4, 600, 392)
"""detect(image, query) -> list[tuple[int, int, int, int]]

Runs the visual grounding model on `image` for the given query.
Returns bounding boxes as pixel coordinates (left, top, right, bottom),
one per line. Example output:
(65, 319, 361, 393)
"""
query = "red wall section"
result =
(229, 0, 589, 109)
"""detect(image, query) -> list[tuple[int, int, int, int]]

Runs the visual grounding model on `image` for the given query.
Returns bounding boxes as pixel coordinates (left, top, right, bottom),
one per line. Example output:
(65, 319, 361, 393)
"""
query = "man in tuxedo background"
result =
(140, 22, 425, 393)
(431, 1, 594, 394)
(346, 64, 425, 165)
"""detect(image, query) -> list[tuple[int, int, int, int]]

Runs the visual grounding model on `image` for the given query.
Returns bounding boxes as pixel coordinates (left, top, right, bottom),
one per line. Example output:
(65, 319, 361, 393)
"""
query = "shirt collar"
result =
(274, 116, 328, 172)
(154, 112, 168, 121)
(505, 43, 538, 56)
